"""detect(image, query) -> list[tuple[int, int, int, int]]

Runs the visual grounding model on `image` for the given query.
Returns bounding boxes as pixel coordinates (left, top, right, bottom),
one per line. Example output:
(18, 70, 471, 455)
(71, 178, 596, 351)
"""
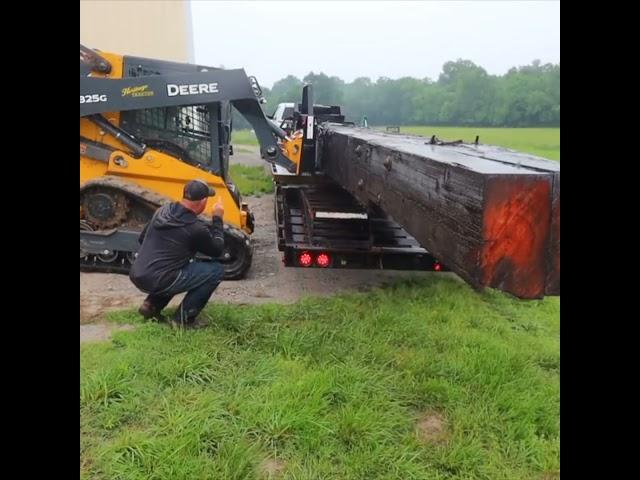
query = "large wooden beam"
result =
(319, 125, 560, 299)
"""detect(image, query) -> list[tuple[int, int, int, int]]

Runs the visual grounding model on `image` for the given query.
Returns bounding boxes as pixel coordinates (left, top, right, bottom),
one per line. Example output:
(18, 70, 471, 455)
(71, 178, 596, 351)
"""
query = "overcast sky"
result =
(191, 1, 560, 88)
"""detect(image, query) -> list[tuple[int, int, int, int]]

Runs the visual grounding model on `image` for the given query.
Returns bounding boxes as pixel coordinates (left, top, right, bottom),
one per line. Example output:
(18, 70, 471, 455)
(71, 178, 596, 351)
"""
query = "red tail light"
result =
(298, 251, 313, 267)
(316, 253, 331, 268)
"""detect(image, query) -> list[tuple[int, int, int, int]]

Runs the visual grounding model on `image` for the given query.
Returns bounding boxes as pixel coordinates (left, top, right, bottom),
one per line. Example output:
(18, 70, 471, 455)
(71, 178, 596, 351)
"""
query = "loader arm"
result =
(80, 70, 296, 172)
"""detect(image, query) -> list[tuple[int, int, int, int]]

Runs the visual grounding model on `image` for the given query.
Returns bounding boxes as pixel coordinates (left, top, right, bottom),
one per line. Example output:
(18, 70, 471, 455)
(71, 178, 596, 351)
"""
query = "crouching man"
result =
(129, 179, 225, 329)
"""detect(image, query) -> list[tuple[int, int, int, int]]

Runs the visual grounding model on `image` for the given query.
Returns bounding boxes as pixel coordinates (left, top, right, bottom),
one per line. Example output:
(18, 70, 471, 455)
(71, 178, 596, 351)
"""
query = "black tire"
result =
(221, 228, 253, 280)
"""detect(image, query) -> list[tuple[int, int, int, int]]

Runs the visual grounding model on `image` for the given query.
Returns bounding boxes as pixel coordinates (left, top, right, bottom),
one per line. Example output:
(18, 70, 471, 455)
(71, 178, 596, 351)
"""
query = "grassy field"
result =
(229, 165, 274, 197)
(81, 277, 560, 479)
(232, 129, 260, 147)
(231, 127, 560, 161)
(400, 127, 560, 161)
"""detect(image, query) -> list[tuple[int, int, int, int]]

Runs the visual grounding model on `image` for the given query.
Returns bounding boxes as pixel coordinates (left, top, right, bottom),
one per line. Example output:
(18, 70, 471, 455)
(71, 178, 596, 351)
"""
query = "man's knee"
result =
(205, 262, 225, 284)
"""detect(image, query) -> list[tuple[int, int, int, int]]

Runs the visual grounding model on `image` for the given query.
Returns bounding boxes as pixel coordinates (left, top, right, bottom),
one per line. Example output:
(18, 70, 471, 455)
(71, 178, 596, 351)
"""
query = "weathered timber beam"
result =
(319, 125, 560, 299)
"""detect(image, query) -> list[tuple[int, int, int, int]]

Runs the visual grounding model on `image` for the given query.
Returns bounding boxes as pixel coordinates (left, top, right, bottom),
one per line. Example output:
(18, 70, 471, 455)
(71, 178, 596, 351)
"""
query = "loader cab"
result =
(120, 102, 232, 178)
(118, 56, 233, 183)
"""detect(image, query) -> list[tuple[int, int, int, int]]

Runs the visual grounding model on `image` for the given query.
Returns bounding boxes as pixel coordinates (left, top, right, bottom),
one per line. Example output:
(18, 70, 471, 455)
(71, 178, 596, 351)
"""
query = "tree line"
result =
(232, 59, 559, 129)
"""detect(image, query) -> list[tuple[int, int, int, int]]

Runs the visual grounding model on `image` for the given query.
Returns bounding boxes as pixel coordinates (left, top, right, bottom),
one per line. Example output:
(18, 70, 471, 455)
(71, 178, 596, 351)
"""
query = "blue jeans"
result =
(145, 261, 225, 322)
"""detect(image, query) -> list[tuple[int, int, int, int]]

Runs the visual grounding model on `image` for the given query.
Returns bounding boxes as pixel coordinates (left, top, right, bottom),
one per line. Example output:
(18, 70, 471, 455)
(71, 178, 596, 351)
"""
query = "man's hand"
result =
(212, 200, 224, 218)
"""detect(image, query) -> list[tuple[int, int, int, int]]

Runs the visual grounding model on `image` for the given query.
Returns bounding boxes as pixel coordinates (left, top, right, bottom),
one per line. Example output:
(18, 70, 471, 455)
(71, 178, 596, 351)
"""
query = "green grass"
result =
(399, 127, 560, 161)
(232, 129, 260, 147)
(232, 127, 560, 161)
(81, 277, 559, 479)
(229, 165, 274, 197)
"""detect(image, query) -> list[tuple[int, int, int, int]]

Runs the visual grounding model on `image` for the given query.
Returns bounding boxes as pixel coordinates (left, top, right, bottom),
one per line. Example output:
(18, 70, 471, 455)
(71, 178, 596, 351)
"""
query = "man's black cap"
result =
(183, 179, 215, 201)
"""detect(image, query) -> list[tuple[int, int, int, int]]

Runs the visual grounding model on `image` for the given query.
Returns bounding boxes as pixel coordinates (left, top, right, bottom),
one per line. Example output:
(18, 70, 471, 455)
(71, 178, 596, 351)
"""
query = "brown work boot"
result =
(138, 300, 166, 323)
(170, 313, 206, 330)
(170, 318, 206, 330)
